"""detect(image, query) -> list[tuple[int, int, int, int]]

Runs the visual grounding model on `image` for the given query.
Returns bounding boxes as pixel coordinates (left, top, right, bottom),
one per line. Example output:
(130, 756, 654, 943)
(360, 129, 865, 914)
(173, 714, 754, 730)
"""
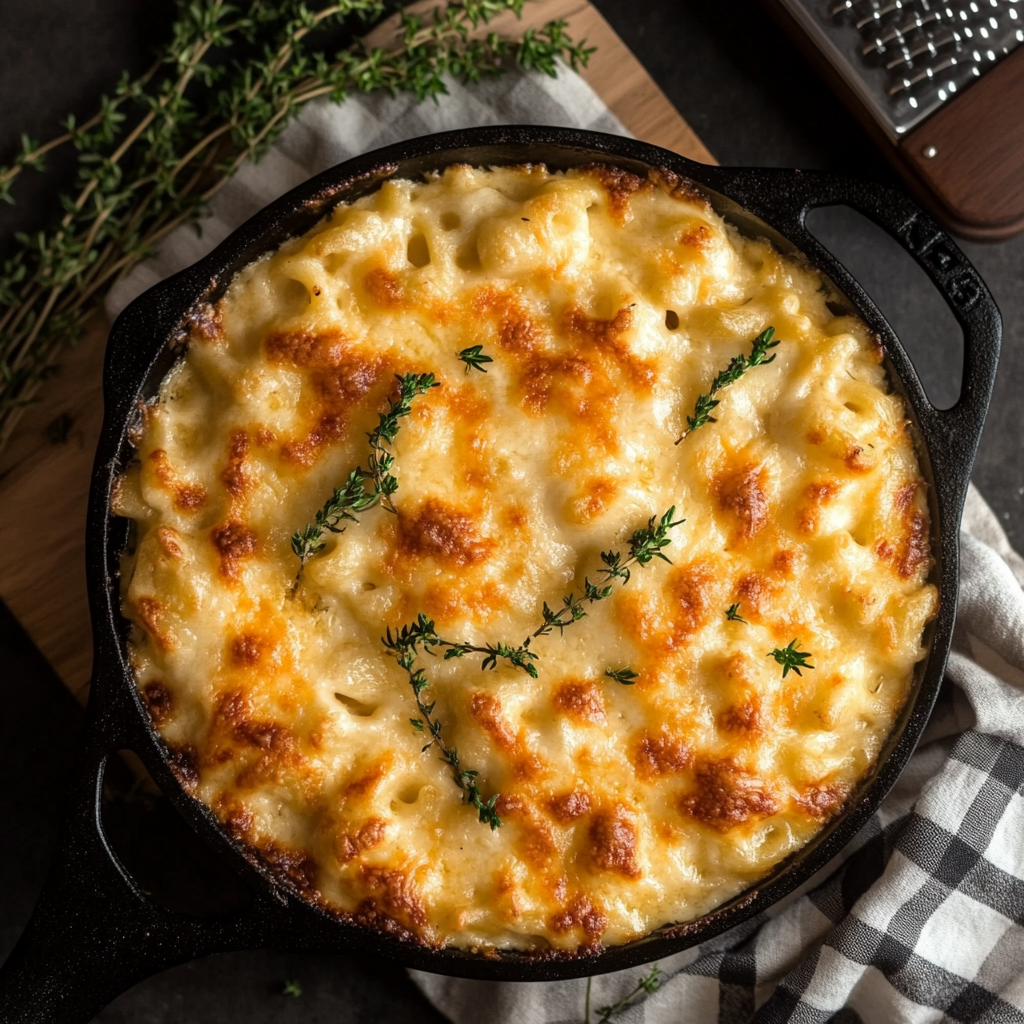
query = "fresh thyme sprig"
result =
(290, 372, 436, 580)
(605, 667, 638, 685)
(725, 603, 747, 623)
(0, 0, 594, 452)
(584, 964, 662, 1023)
(281, 979, 303, 998)
(291, 466, 377, 575)
(457, 344, 493, 373)
(768, 638, 815, 678)
(532, 506, 684, 641)
(675, 326, 780, 444)
(367, 372, 438, 513)
(382, 617, 502, 829)
(392, 507, 684, 683)
(382, 612, 539, 678)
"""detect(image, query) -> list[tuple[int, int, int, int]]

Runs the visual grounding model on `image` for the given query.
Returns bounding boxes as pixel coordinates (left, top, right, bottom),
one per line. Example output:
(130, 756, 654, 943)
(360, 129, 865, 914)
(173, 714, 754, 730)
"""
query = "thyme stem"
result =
(675, 326, 780, 444)
(383, 618, 502, 829)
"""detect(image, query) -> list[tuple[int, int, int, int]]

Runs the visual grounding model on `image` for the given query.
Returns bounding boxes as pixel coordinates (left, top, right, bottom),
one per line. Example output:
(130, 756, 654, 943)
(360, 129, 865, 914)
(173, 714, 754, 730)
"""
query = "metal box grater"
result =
(764, 0, 1024, 239)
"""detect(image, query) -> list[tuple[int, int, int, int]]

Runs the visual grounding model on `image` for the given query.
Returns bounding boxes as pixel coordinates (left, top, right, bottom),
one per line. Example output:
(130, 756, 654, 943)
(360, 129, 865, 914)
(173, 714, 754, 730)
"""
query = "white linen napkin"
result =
(103, 57, 1024, 1024)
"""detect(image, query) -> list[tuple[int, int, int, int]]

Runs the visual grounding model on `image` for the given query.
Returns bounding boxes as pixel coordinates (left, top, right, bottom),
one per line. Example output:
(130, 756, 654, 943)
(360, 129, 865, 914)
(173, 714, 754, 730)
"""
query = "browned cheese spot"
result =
(773, 549, 801, 578)
(136, 596, 176, 651)
(187, 301, 223, 343)
(587, 805, 642, 879)
(621, 559, 720, 652)
(549, 892, 609, 944)
(552, 679, 606, 725)
(567, 476, 620, 525)
(156, 527, 183, 559)
(795, 782, 849, 821)
(260, 842, 321, 899)
(495, 793, 557, 868)
(342, 754, 395, 805)
(716, 464, 770, 541)
(422, 578, 508, 628)
(875, 482, 931, 580)
(336, 817, 389, 863)
(798, 479, 841, 536)
(212, 688, 302, 789)
(363, 264, 404, 309)
(469, 692, 517, 752)
(679, 223, 713, 251)
(680, 759, 779, 832)
(359, 865, 428, 926)
(718, 694, 763, 736)
(350, 899, 423, 944)
(141, 681, 173, 726)
(221, 429, 251, 498)
(265, 327, 384, 468)
(562, 305, 655, 391)
(168, 743, 200, 793)
(580, 164, 651, 224)
(218, 800, 255, 841)
(633, 730, 693, 780)
(736, 572, 783, 621)
(650, 167, 713, 209)
(398, 498, 492, 568)
(211, 521, 258, 579)
(148, 449, 207, 512)
(231, 632, 268, 668)
(548, 789, 591, 822)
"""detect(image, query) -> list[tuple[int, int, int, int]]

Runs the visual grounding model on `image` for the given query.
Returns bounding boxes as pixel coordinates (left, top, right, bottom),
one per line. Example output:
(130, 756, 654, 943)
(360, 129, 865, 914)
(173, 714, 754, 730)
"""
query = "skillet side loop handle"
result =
(774, 174, 1001, 519)
(0, 731, 175, 1024)
(0, 699, 281, 1024)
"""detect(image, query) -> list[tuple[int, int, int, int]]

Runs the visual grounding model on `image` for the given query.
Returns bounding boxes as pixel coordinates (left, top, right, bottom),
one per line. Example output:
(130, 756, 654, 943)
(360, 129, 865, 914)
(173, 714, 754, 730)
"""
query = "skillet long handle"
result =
(710, 168, 1002, 525)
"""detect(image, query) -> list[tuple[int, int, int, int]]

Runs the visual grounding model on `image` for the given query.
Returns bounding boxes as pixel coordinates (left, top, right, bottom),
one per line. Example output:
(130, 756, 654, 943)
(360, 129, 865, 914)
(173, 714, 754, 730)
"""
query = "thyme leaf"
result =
(281, 980, 302, 998)
(291, 466, 377, 574)
(383, 614, 502, 829)
(675, 327, 780, 443)
(291, 372, 436, 581)
(368, 372, 439, 513)
(457, 344, 493, 373)
(725, 603, 747, 623)
(768, 638, 815, 678)
(605, 667, 638, 685)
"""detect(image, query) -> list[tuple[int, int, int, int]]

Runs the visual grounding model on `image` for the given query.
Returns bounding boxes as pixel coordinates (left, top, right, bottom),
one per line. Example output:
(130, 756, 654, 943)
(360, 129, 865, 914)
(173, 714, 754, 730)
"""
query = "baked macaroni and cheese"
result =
(114, 163, 937, 952)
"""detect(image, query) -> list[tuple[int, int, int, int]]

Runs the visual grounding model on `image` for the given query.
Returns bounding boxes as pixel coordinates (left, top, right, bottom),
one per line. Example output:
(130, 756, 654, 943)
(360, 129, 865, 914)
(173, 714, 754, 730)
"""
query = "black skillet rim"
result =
(84, 124, 1000, 982)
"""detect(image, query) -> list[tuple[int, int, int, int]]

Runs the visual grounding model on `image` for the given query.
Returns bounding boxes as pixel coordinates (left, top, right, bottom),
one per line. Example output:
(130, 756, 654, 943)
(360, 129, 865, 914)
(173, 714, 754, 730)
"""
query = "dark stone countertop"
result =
(0, 1, 1020, 1021)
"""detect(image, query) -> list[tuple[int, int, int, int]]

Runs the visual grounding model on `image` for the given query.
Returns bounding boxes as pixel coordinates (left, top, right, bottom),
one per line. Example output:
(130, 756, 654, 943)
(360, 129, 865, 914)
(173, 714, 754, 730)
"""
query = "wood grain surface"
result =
(902, 46, 1024, 241)
(0, 0, 713, 703)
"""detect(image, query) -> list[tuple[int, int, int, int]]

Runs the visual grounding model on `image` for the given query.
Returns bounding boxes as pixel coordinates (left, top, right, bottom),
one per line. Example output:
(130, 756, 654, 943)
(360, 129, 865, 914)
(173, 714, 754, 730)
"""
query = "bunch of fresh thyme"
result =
(0, 0, 593, 452)
(291, 371, 437, 576)
(675, 326, 780, 443)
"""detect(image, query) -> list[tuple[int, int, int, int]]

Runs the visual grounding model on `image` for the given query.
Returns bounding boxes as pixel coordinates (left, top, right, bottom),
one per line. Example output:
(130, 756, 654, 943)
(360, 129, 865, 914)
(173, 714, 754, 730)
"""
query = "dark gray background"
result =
(1, 2, 1021, 1021)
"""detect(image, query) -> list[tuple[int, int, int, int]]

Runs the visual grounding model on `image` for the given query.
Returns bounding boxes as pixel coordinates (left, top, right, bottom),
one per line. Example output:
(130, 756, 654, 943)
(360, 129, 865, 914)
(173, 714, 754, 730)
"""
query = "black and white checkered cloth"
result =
(104, 57, 1024, 1024)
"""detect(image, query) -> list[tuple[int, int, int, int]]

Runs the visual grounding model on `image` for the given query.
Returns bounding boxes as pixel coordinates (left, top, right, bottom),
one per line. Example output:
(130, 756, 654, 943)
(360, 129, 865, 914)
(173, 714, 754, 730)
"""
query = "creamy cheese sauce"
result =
(115, 164, 937, 951)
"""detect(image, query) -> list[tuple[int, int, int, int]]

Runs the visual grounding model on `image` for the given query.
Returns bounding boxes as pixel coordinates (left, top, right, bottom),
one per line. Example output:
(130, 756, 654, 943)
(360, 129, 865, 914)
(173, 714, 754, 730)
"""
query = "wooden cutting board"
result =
(0, 0, 714, 703)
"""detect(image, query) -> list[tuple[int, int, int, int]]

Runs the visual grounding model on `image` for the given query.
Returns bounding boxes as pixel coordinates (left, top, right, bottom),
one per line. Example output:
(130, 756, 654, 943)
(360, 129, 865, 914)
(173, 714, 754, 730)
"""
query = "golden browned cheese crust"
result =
(115, 164, 937, 951)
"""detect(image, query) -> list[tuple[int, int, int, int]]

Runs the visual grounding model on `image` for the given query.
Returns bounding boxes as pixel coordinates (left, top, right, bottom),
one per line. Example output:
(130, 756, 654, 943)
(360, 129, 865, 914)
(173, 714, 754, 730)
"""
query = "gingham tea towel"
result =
(101, 53, 1024, 1024)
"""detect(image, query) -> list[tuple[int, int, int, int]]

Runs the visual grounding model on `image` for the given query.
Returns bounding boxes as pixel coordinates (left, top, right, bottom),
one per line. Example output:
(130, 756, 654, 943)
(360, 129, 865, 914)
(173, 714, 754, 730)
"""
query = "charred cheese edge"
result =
(115, 164, 937, 952)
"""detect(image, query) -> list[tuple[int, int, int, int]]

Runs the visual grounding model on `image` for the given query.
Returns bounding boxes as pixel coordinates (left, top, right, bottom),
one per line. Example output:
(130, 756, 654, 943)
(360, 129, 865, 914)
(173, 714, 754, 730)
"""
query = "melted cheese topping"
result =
(115, 164, 937, 952)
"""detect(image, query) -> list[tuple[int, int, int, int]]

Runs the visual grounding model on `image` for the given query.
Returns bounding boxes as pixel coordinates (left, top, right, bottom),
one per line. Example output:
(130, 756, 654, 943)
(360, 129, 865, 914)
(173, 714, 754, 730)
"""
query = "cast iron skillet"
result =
(0, 126, 1002, 1023)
